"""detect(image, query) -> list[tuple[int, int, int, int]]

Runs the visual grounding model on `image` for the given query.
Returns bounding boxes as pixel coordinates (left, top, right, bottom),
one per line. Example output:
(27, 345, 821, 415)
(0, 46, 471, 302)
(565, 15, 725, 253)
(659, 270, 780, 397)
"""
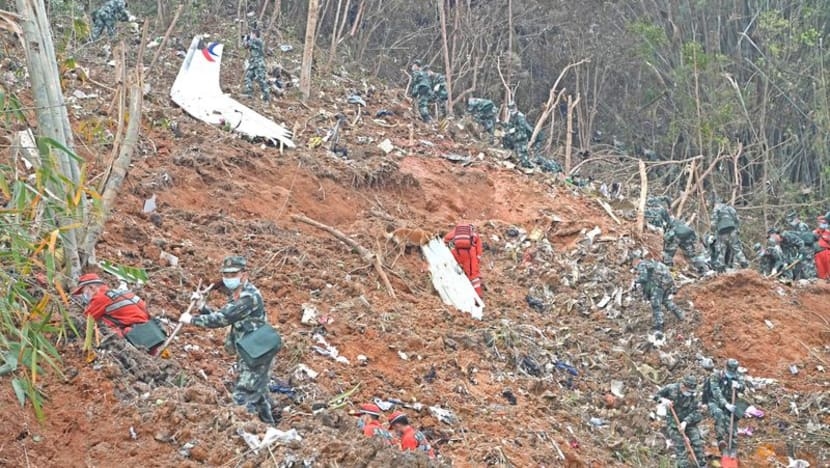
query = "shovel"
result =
(154, 281, 213, 356)
(669, 405, 699, 468)
(721, 387, 739, 468)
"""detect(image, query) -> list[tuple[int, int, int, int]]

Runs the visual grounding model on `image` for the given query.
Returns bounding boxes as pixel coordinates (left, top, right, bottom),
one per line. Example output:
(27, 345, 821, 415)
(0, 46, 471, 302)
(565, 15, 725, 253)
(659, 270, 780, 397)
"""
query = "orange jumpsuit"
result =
(444, 224, 484, 296)
(84, 286, 150, 337)
(814, 228, 830, 279)
(399, 425, 434, 457)
(361, 419, 393, 441)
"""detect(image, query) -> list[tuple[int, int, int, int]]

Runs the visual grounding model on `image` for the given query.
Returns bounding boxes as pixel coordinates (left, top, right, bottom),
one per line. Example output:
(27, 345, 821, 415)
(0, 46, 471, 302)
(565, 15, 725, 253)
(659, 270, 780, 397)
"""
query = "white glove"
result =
(509, 128, 516, 134)
(725, 403, 736, 413)
(179, 311, 193, 324)
(679, 421, 687, 432)
(731, 380, 742, 389)
(190, 291, 203, 302)
(128, 14, 137, 22)
(660, 398, 673, 408)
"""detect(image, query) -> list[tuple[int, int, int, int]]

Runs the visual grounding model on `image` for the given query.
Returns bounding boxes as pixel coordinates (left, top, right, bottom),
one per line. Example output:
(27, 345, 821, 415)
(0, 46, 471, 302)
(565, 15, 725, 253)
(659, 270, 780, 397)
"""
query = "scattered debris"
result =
(312, 334, 349, 364)
(294, 364, 319, 380)
(377, 139, 394, 154)
(300, 303, 318, 325)
(429, 406, 457, 425)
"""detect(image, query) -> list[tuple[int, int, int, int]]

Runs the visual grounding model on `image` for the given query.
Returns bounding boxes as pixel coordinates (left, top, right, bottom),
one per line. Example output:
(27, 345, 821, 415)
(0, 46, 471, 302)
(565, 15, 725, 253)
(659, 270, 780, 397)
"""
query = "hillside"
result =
(1, 24, 828, 468)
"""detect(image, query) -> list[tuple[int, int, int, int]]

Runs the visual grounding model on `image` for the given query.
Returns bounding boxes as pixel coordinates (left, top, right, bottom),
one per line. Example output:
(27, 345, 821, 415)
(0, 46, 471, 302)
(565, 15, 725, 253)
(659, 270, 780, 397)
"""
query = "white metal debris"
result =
(171, 35, 295, 148)
(421, 238, 484, 320)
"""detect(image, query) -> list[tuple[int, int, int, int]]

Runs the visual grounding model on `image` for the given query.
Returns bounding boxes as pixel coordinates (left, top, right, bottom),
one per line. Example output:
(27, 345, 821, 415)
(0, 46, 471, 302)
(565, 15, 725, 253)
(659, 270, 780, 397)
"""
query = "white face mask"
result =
(821, 223, 828, 230)
(81, 290, 93, 305)
(223, 277, 241, 290)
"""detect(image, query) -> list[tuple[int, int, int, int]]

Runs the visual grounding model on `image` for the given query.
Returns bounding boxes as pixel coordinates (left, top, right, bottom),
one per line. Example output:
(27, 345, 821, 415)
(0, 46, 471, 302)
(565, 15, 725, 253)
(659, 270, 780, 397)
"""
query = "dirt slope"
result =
(1, 28, 828, 468)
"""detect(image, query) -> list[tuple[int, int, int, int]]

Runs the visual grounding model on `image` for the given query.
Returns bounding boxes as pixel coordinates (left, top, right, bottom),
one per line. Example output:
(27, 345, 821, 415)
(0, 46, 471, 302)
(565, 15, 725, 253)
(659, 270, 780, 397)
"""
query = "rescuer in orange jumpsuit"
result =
(355, 403, 393, 442)
(388, 411, 434, 457)
(814, 216, 830, 279)
(443, 223, 483, 297)
(72, 273, 150, 337)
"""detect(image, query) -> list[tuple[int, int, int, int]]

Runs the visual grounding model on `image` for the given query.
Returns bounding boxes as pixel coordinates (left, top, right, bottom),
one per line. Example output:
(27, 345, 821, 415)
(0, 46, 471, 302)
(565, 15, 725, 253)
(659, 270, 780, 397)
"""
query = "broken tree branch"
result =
(637, 159, 647, 235)
(597, 199, 621, 225)
(291, 214, 396, 297)
(528, 57, 590, 150)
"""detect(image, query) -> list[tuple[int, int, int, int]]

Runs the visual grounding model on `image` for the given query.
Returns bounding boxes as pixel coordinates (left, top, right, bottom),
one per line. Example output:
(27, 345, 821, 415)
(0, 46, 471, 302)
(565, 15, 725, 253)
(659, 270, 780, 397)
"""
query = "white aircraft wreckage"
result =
(421, 238, 484, 320)
(171, 35, 295, 148)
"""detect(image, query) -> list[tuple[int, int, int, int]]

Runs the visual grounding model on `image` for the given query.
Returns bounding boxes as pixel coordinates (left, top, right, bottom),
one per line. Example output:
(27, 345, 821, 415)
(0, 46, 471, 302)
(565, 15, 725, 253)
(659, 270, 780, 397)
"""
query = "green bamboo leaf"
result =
(99, 260, 149, 285)
(35, 136, 83, 163)
(11, 378, 26, 407)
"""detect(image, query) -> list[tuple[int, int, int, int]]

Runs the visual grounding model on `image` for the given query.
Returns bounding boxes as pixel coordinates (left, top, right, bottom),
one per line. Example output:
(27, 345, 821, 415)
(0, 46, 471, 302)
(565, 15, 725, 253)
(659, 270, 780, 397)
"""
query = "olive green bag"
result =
(125, 318, 167, 350)
(237, 323, 282, 367)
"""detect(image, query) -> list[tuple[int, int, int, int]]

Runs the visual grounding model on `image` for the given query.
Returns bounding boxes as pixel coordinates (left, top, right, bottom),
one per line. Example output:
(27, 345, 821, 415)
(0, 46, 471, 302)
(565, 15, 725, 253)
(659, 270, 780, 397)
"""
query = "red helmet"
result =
(71, 273, 105, 295)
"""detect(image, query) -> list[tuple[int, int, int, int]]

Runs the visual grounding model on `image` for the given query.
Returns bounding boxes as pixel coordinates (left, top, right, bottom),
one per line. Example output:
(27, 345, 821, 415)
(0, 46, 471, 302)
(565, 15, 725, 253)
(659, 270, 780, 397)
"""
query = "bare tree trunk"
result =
(83, 77, 143, 262)
(300, 0, 320, 100)
(83, 25, 147, 264)
(504, 0, 512, 121)
(637, 160, 647, 235)
(16, 0, 83, 279)
(326, 0, 349, 72)
(148, 3, 184, 74)
(267, 0, 282, 35)
(564, 94, 576, 173)
(349, 0, 365, 37)
(156, 0, 167, 31)
(437, 0, 453, 116)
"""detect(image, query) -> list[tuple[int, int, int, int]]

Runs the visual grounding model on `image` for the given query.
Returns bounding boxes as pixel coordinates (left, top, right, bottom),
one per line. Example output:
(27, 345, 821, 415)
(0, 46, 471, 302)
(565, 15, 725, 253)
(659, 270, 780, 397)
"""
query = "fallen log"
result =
(291, 214, 396, 298)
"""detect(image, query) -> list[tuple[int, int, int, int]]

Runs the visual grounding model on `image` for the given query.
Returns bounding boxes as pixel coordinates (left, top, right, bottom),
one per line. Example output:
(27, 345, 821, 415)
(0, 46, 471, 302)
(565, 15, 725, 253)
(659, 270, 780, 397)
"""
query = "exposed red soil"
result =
(1, 24, 828, 468)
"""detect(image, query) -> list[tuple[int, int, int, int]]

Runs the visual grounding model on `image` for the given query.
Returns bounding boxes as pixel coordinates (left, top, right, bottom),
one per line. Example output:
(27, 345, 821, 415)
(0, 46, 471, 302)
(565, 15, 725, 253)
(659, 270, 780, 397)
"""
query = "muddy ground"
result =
(0, 22, 828, 468)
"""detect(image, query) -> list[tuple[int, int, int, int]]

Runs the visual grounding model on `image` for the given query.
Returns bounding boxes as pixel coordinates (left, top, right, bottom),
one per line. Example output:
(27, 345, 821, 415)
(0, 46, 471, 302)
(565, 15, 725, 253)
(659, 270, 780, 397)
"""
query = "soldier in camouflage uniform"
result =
(243, 30, 270, 101)
(409, 61, 433, 122)
(90, 0, 131, 40)
(786, 212, 818, 278)
(770, 228, 806, 280)
(645, 195, 672, 230)
(711, 201, 749, 270)
(503, 102, 534, 168)
(754, 241, 786, 276)
(179, 256, 277, 424)
(654, 375, 706, 468)
(633, 255, 683, 333)
(704, 358, 745, 454)
(427, 69, 448, 118)
(466, 97, 497, 140)
(663, 218, 709, 274)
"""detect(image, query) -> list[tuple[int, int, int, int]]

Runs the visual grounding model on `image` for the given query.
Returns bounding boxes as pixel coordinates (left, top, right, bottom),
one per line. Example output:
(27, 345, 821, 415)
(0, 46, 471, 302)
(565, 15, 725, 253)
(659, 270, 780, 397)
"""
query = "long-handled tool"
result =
(721, 387, 739, 468)
(669, 405, 699, 467)
(154, 280, 213, 356)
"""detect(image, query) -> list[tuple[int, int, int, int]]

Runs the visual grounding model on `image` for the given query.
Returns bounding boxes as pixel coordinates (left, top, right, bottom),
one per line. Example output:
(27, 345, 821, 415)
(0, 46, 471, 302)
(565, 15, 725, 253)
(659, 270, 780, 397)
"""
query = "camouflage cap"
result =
(220, 255, 247, 273)
(785, 210, 798, 221)
(767, 227, 779, 235)
(681, 375, 698, 388)
(725, 358, 739, 376)
(508, 101, 517, 109)
(412, 59, 422, 66)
